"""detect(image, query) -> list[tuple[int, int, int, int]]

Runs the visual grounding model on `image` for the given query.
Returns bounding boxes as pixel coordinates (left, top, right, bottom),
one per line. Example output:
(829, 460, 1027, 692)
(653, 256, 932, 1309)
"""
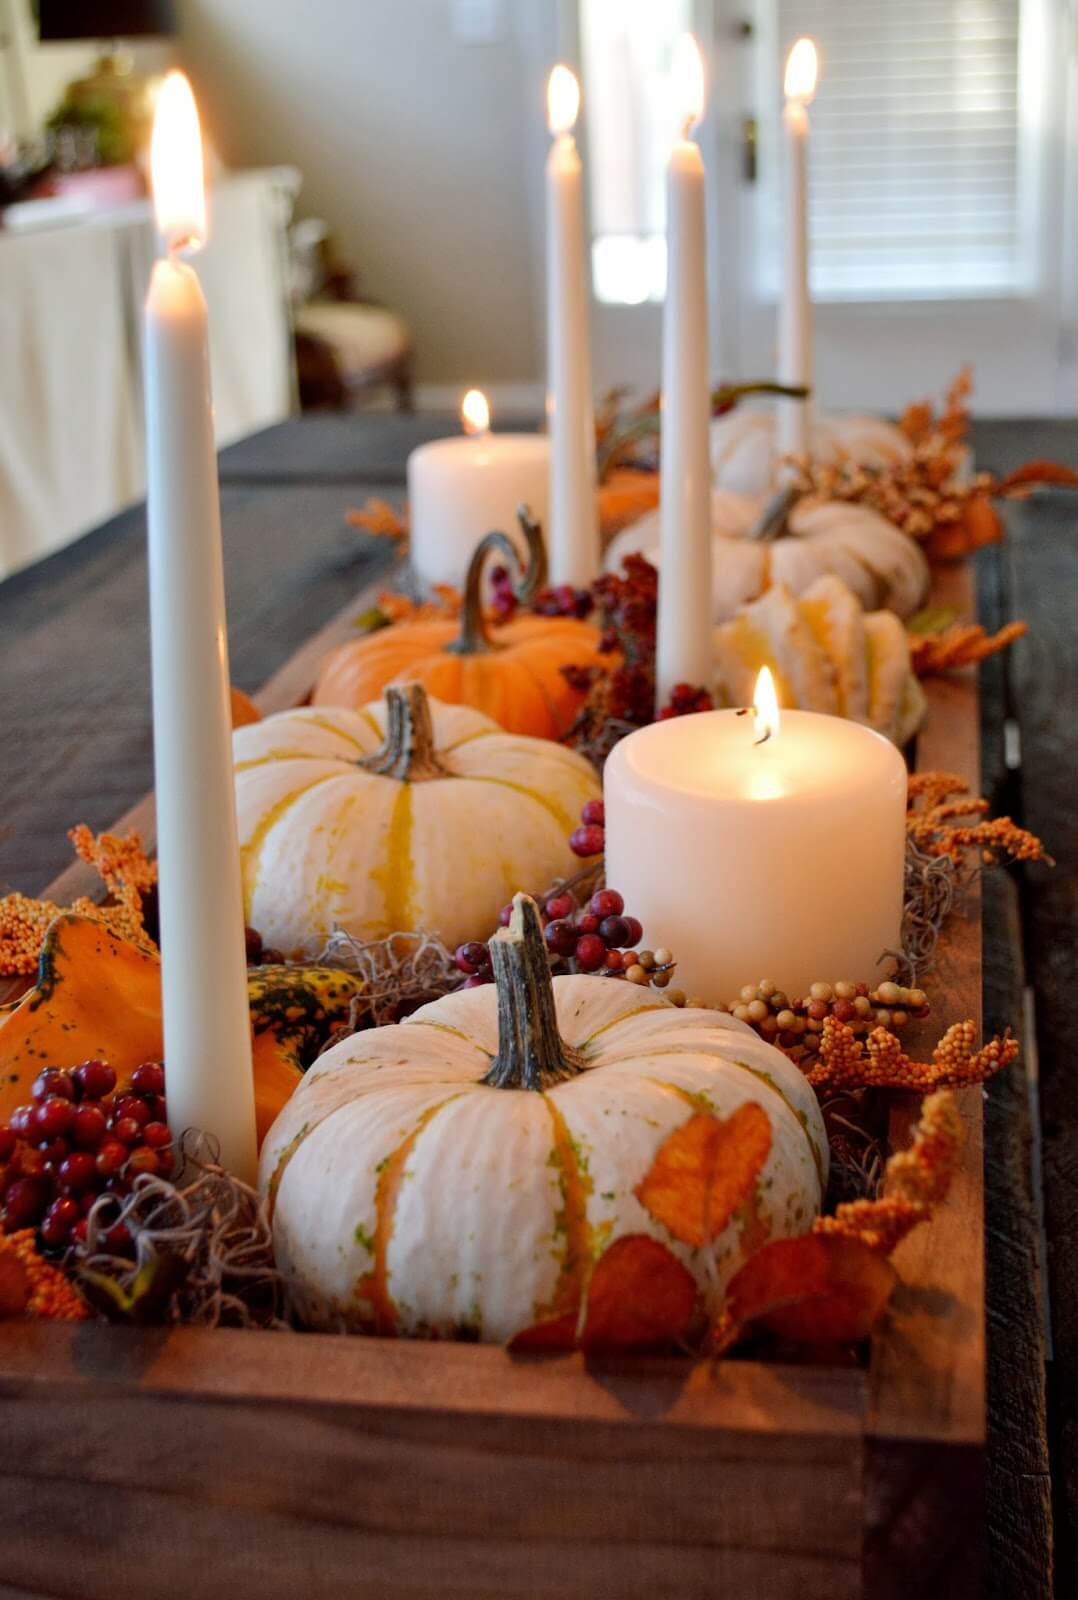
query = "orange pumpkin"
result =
(313, 515, 606, 740)
(230, 686, 262, 728)
(0, 915, 363, 1146)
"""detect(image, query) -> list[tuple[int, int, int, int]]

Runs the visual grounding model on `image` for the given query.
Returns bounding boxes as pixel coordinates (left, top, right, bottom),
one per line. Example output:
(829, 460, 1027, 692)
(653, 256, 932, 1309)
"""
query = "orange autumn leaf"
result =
(579, 1234, 698, 1352)
(346, 498, 408, 539)
(634, 1104, 772, 1247)
(710, 1233, 896, 1356)
(506, 1234, 697, 1355)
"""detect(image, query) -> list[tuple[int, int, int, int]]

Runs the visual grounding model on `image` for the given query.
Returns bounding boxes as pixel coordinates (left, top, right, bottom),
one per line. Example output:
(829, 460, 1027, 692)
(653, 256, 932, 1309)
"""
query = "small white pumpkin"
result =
(261, 895, 828, 1343)
(233, 685, 600, 958)
(710, 407, 913, 497)
(712, 575, 926, 746)
(604, 488, 929, 622)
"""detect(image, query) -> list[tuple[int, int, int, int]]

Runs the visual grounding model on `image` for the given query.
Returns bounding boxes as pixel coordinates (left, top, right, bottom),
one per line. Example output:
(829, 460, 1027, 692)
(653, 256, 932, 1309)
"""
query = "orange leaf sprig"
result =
(0, 826, 157, 977)
(814, 1089, 963, 1255)
(0, 1230, 91, 1321)
(907, 771, 1050, 867)
(908, 619, 1027, 677)
(345, 498, 408, 541)
(806, 1015, 1018, 1093)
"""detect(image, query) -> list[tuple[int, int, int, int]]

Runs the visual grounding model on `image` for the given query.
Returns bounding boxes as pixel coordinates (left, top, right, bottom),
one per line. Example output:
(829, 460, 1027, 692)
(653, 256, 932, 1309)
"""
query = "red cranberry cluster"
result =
(657, 682, 715, 719)
(454, 882, 643, 987)
(0, 1060, 170, 1253)
(487, 565, 595, 625)
(569, 796, 605, 859)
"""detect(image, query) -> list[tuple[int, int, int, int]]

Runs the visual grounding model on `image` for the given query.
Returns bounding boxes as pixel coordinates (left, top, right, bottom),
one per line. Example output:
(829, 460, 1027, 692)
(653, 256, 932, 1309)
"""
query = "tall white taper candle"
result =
(545, 65, 599, 587)
(145, 73, 257, 1183)
(656, 35, 712, 708)
(776, 38, 818, 464)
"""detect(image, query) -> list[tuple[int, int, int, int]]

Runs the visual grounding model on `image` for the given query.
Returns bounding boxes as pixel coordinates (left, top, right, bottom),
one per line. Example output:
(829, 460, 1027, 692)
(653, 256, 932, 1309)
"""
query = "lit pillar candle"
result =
(656, 35, 712, 708)
(407, 389, 550, 590)
(776, 37, 818, 464)
(604, 668, 907, 1002)
(545, 64, 599, 587)
(145, 72, 257, 1182)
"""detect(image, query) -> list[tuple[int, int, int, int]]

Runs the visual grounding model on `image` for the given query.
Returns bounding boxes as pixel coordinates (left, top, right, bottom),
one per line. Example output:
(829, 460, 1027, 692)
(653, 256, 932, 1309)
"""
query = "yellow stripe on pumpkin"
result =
(369, 783, 415, 933)
(534, 1097, 594, 1324)
(240, 773, 340, 908)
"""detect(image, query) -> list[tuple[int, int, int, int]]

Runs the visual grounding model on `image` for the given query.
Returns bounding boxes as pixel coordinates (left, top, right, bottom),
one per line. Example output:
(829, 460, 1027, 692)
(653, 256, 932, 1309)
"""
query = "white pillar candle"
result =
(656, 35, 713, 708)
(145, 73, 257, 1183)
(545, 64, 599, 588)
(604, 670, 907, 1003)
(408, 390, 550, 591)
(776, 38, 818, 464)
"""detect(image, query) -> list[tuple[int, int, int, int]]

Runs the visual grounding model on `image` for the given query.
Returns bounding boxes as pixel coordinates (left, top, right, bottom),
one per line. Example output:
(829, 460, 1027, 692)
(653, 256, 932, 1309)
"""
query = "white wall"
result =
(177, 0, 543, 387)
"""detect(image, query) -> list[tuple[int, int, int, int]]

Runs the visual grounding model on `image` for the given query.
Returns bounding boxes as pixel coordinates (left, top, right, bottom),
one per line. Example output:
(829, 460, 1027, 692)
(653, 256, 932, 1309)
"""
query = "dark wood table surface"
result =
(2, 413, 1076, 1597)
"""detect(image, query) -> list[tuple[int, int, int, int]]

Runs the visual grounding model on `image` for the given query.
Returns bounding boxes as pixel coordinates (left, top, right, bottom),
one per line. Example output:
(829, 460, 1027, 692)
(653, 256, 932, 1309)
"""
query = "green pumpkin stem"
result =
(483, 893, 584, 1091)
(748, 483, 804, 543)
(448, 506, 548, 657)
(357, 684, 446, 782)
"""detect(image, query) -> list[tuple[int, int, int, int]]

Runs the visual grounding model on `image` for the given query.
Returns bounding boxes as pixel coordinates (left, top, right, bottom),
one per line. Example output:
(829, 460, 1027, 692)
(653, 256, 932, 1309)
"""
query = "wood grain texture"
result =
(1003, 497, 1078, 1593)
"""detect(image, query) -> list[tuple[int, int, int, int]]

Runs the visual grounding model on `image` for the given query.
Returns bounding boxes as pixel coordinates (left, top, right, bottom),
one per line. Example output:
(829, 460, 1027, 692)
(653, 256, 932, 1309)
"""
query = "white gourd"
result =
(710, 407, 913, 497)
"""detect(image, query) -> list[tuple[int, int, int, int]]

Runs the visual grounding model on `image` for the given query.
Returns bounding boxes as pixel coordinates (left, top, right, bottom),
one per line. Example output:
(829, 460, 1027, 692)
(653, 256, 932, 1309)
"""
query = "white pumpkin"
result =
(604, 489, 929, 621)
(710, 407, 913, 497)
(712, 575, 926, 745)
(233, 685, 600, 958)
(261, 895, 828, 1343)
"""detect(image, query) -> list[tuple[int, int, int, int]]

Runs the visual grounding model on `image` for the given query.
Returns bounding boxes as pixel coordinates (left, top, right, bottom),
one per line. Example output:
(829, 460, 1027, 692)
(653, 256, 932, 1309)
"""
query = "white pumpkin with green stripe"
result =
(260, 894, 828, 1343)
(232, 685, 600, 959)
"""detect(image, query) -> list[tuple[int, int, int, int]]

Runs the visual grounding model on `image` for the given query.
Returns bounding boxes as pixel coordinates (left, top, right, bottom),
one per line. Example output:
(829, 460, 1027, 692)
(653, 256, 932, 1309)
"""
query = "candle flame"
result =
(151, 70, 207, 253)
(547, 64, 580, 136)
(753, 667, 781, 743)
(461, 388, 490, 436)
(672, 34, 705, 138)
(784, 37, 818, 104)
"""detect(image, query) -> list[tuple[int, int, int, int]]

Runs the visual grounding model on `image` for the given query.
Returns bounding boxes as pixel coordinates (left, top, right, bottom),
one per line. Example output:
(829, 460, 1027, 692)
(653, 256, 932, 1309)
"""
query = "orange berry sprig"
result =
(908, 619, 1027, 678)
(814, 1089, 963, 1255)
(907, 772, 1050, 867)
(806, 1015, 1018, 1094)
(0, 1229, 91, 1321)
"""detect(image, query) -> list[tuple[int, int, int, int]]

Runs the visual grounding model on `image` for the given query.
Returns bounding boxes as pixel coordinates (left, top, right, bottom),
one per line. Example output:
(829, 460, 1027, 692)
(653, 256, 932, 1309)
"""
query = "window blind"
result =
(766, 0, 1025, 298)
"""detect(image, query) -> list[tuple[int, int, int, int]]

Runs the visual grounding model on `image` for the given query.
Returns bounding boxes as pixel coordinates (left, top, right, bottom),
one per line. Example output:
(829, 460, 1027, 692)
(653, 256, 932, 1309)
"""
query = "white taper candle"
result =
(777, 38, 818, 464)
(656, 35, 713, 707)
(145, 72, 257, 1183)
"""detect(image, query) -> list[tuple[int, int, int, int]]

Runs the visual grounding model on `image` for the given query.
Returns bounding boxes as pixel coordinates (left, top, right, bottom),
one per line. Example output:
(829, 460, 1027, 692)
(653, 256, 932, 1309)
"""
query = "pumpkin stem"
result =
(357, 684, 447, 782)
(448, 506, 548, 657)
(483, 893, 585, 1091)
(749, 483, 804, 543)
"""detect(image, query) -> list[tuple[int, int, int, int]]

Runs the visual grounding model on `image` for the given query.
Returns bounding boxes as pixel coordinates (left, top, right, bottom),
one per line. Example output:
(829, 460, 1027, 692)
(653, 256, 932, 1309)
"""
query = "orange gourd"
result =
(0, 915, 363, 1146)
(313, 514, 606, 740)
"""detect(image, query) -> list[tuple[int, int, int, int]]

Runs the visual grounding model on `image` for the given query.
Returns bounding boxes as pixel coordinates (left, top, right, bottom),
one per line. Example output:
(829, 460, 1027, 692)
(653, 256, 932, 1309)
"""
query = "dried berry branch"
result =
(907, 771, 1051, 866)
(0, 826, 157, 976)
(806, 1015, 1018, 1093)
(908, 619, 1027, 677)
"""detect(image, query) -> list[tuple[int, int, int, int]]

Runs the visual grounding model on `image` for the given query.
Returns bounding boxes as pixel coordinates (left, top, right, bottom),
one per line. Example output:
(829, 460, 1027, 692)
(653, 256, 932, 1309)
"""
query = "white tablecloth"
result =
(0, 170, 297, 578)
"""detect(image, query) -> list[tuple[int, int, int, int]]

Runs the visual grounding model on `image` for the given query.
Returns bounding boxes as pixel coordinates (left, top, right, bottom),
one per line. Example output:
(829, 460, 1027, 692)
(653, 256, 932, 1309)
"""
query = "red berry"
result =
(126, 1147, 159, 1178)
(498, 903, 515, 927)
(454, 941, 490, 976)
(0, 1128, 14, 1163)
(32, 1096, 75, 1141)
(142, 1122, 172, 1151)
(40, 1195, 80, 1246)
(149, 1095, 168, 1122)
(113, 1096, 151, 1128)
(95, 1141, 127, 1176)
(58, 1152, 97, 1192)
(569, 824, 604, 858)
(32, 1068, 75, 1104)
(244, 926, 263, 965)
(590, 889, 624, 919)
(462, 974, 491, 989)
(832, 999, 857, 1024)
(71, 1219, 89, 1246)
(575, 912, 600, 936)
(574, 934, 607, 972)
(112, 1117, 142, 1147)
(544, 892, 574, 921)
(604, 950, 624, 972)
(599, 915, 631, 948)
(72, 1104, 108, 1149)
(3, 1177, 48, 1228)
(15, 1145, 47, 1179)
(39, 1136, 71, 1167)
(544, 919, 578, 958)
(156, 1148, 175, 1178)
(7, 1106, 32, 1139)
(103, 1223, 131, 1253)
(580, 798, 605, 827)
(623, 916, 643, 946)
(807, 1000, 830, 1021)
(74, 1060, 116, 1100)
(130, 1062, 165, 1098)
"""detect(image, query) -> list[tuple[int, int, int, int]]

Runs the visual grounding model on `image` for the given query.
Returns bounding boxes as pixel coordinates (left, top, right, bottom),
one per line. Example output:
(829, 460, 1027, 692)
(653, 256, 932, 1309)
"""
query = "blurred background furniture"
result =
(0, 166, 298, 578)
(290, 218, 413, 413)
